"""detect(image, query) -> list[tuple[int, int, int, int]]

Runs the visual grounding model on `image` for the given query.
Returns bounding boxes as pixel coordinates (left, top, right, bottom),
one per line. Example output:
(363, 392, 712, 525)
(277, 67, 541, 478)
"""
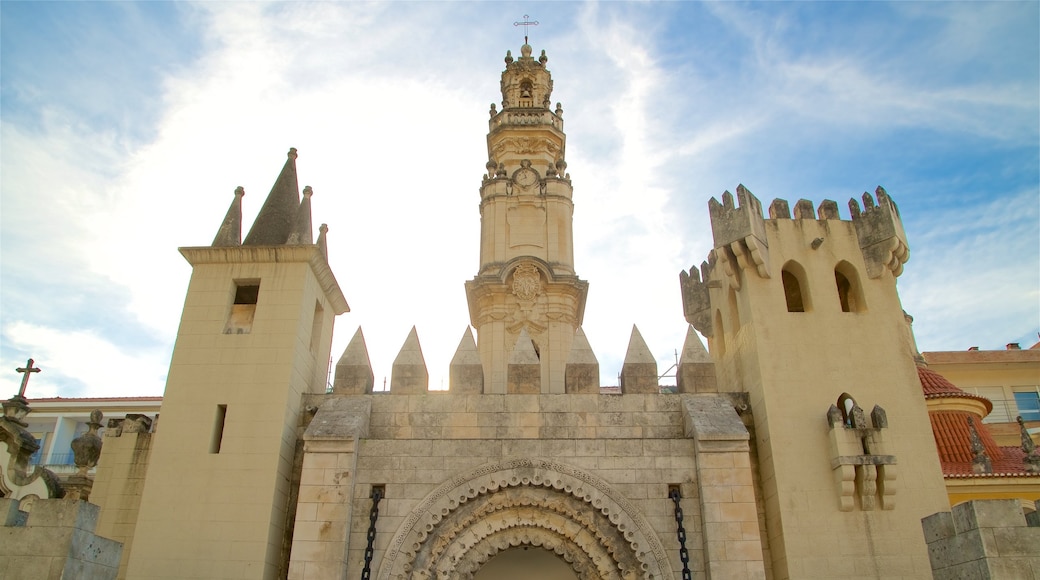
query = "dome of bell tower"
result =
(500, 44, 553, 110)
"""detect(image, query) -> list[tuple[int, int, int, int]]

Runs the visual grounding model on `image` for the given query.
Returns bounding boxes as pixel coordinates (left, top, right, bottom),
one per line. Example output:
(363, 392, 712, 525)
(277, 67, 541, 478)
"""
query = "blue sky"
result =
(1, 2, 1037, 398)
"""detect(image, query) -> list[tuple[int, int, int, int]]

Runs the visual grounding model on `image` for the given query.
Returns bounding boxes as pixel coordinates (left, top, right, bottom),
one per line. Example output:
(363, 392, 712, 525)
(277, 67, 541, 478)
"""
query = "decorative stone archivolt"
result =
(378, 458, 674, 580)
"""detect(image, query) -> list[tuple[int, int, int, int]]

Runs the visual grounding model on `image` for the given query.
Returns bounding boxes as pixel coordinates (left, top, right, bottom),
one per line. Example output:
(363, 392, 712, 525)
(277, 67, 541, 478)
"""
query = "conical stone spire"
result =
(390, 327, 429, 394)
(449, 328, 483, 394)
(507, 328, 540, 394)
(334, 327, 374, 395)
(212, 187, 245, 247)
(620, 325, 658, 394)
(677, 325, 717, 393)
(286, 185, 314, 245)
(243, 148, 300, 245)
(565, 327, 599, 394)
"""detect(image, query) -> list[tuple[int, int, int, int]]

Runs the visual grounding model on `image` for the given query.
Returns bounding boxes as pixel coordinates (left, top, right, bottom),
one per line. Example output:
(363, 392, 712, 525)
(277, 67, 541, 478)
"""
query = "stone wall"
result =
(922, 499, 1040, 579)
(287, 392, 765, 580)
(0, 497, 122, 580)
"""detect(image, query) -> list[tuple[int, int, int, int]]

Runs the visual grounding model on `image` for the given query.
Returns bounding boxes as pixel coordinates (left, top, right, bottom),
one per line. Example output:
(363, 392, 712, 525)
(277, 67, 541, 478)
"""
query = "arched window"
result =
(727, 288, 740, 332)
(781, 262, 810, 313)
(834, 261, 865, 313)
(519, 81, 534, 108)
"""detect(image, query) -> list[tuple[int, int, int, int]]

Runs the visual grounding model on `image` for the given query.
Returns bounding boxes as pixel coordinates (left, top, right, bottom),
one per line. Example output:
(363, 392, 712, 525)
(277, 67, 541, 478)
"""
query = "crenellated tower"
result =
(465, 43, 588, 393)
(127, 149, 348, 580)
(680, 185, 948, 579)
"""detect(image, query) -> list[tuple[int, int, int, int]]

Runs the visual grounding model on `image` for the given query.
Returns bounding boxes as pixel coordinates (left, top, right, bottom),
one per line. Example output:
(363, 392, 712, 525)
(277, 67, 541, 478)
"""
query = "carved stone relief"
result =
(377, 458, 674, 580)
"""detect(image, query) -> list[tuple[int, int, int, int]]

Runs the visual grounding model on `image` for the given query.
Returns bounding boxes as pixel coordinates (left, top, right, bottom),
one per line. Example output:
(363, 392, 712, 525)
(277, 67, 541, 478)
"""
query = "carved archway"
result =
(377, 458, 674, 580)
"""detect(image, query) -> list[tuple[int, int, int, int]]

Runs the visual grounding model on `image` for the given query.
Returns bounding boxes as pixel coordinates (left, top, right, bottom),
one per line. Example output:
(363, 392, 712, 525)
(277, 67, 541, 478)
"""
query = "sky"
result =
(1, 1, 1037, 399)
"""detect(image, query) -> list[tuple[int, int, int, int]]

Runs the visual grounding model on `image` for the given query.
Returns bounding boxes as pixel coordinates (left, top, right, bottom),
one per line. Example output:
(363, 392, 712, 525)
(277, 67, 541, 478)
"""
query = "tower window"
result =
(310, 300, 324, 353)
(782, 269, 804, 312)
(519, 81, 534, 108)
(210, 404, 227, 453)
(834, 262, 865, 313)
(224, 280, 260, 334)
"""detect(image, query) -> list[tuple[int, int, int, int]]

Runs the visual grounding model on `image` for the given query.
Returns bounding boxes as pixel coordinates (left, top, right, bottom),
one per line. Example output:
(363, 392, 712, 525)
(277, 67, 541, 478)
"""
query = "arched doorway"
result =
(474, 547, 578, 580)
(377, 458, 674, 580)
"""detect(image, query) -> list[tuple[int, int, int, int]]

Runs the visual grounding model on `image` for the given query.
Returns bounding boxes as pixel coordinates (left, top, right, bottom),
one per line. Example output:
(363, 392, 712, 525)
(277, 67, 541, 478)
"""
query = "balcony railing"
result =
(983, 398, 1040, 424)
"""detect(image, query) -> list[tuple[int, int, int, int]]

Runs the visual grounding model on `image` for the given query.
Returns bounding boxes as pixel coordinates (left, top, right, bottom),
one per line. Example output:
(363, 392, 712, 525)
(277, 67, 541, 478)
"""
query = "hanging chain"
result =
(360, 486, 383, 580)
(669, 487, 692, 580)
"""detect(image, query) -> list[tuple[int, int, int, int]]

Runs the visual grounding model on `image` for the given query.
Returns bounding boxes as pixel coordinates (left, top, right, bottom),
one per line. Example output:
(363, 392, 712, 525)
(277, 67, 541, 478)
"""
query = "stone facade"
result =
(0, 497, 122, 580)
(78, 40, 1026, 580)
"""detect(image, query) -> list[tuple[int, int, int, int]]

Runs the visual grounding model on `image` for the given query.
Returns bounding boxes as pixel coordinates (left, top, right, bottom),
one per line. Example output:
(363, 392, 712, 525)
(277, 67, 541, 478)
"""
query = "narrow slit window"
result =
(310, 300, 324, 353)
(210, 404, 227, 453)
(224, 281, 260, 334)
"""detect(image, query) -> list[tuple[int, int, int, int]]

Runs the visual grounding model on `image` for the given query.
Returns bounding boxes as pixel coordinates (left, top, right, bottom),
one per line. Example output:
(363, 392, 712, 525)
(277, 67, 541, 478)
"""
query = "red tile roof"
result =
(919, 365, 1035, 479)
(918, 366, 992, 413)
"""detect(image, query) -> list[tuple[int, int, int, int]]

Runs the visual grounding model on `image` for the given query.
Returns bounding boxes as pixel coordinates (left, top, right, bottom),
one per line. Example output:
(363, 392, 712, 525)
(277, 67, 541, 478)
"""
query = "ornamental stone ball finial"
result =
(71, 409, 104, 475)
(288, 147, 298, 160)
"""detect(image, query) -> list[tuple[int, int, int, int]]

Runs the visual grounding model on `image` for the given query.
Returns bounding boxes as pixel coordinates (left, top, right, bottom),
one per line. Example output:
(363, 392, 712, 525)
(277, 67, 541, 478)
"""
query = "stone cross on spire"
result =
(513, 14, 538, 44)
(15, 358, 40, 398)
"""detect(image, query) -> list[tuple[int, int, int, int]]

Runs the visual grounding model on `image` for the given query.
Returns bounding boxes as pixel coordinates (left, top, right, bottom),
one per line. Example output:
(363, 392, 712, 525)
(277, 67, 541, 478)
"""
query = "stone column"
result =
(682, 395, 766, 580)
(288, 398, 370, 580)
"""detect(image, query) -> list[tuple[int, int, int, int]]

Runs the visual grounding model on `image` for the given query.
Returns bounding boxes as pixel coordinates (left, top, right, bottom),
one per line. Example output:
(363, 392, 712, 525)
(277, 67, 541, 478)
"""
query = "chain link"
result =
(361, 486, 383, 580)
(669, 487, 692, 580)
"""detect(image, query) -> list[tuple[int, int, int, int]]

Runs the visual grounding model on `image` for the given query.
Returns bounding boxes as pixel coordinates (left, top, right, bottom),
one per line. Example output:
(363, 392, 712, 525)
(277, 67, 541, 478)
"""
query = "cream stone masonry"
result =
(90, 414, 153, 580)
(285, 392, 762, 579)
(450, 328, 485, 394)
(333, 328, 375, 395)
(564, 327, 599, 394)
(126, 150, 348, 580)
(681, 186, 949, 578)
(466, 44, 588, 393)
(0, 497, 123, 580)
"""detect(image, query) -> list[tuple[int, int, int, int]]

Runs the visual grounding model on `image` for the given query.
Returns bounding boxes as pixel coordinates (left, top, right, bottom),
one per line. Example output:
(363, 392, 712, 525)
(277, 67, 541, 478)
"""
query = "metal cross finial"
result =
(513, 14, 539, 45)
(15, 358, 41, 398)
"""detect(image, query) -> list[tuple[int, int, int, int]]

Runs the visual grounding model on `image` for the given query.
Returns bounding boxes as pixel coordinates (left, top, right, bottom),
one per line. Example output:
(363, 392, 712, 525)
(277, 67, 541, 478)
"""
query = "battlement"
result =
(697, 185, 910, 293)
(679, 261, 713, 337)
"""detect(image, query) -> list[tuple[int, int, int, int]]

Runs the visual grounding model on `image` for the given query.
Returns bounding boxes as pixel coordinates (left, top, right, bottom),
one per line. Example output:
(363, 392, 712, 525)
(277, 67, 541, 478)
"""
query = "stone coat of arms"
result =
(511, 263, 541, 302)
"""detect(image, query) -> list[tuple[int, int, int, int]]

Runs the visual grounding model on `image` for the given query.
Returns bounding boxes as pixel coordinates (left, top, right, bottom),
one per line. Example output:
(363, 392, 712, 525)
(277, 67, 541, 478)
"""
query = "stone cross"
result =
(514, 14, 539, 44)
(15, 358, 40, 398)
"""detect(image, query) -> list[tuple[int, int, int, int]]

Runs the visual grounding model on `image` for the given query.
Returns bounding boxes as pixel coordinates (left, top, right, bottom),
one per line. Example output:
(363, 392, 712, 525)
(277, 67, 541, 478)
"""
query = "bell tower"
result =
(127, 149, 349, 579)
(465, 43, 588, 394)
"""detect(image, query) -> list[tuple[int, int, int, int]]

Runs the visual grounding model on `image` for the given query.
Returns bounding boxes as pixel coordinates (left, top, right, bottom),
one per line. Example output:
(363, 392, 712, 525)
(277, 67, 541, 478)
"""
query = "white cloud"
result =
(0, 322, 168, 397)
(1, 3, 1036, 397)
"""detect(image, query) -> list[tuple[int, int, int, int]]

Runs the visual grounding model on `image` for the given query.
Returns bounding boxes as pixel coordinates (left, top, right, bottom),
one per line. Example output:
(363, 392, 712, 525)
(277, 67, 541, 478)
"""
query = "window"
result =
(310, 300, 324, 353)
(210, 404, 228, 453)
(224, 280, 260, 334)
(1013, 388, 1040, 421)
(781, 262, 810, 313)
(834, 261, 865, 313)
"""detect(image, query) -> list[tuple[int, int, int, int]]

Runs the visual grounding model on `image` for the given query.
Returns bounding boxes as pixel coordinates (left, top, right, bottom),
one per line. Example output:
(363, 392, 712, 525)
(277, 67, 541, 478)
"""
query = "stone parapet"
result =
(362, 393, 684, 440)
(922, 499, 1040, 579)
(0, 498, 123, 580)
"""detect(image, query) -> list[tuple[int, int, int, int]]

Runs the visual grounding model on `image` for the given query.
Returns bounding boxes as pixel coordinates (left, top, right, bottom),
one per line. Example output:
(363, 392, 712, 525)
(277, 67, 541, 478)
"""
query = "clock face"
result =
(515, 168, 538, 187)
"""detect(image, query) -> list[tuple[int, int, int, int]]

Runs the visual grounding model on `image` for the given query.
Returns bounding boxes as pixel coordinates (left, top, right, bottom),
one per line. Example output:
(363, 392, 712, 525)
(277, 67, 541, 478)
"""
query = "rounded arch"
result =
(377, 458, 675, 580)
(499, 256, 556, 284)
